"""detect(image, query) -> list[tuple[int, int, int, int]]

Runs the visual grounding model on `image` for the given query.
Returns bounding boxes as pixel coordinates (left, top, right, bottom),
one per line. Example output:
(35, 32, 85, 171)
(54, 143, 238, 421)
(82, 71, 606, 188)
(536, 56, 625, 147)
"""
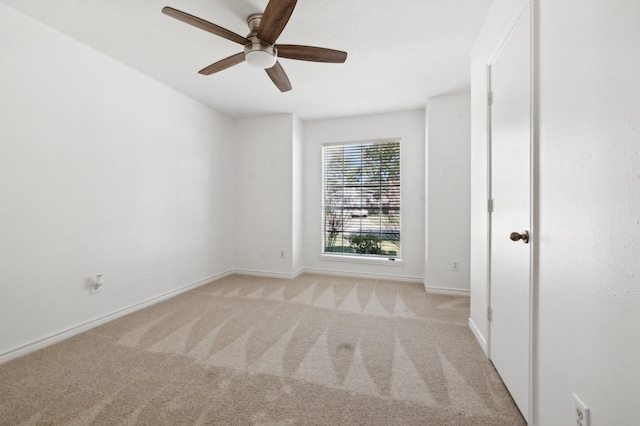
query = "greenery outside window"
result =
(322, 139, 401, 259)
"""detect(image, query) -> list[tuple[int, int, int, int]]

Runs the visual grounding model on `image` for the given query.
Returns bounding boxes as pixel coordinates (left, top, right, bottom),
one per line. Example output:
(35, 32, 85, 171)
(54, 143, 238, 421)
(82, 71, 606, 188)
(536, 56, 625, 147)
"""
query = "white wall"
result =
(471, 0, 640, 423)
(303, 110, 425, 281)
(535, 0, 640, 423)
(233, 114, 297, 277)
(291, 117, 304, 273)
(0, 4, 234, 359)
(426, 93, 471, 293)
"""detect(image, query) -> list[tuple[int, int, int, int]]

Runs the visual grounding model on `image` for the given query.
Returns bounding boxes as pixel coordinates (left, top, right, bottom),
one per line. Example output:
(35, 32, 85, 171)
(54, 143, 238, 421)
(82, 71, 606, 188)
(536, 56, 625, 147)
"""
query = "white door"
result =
(489, 5, 531, 422)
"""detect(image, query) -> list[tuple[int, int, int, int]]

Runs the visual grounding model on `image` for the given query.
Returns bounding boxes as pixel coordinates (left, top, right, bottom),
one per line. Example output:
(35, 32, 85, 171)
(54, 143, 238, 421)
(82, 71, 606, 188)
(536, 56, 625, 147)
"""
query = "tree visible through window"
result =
(322, 140, 401, 259)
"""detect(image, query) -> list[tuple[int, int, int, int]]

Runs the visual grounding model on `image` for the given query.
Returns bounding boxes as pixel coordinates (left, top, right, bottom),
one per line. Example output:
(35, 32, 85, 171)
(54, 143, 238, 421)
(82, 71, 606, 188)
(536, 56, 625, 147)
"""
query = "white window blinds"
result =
(322, 140, 401, 259)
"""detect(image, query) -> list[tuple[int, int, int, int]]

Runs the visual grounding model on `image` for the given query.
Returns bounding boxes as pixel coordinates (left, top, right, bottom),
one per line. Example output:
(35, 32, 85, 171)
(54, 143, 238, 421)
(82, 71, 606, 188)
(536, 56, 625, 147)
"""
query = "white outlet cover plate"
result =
(573, 393, 590, 426)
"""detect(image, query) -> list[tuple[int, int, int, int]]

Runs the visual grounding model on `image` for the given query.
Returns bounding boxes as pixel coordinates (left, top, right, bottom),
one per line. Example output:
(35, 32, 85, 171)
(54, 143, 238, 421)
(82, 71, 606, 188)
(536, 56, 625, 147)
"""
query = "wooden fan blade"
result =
(276, 44, 347, 63)
(257, 0, 297, 45)
(199, 53, 245, 75)
(265, 61, 292, 92)
(162, 7, 248, 45)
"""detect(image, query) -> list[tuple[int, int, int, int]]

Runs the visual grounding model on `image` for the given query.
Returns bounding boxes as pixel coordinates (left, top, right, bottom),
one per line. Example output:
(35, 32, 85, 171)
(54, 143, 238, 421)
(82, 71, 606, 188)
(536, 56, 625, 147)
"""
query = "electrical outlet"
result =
(573, 394, 590, 426)
(451, 260, 460, 271)
(90, 274, 103, 294)
(280, 250, 285, 258)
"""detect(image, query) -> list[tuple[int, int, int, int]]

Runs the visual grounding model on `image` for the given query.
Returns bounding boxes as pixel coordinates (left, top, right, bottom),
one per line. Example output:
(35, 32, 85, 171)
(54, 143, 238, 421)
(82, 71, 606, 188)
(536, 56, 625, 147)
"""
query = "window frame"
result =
(321, 138, 402, 262)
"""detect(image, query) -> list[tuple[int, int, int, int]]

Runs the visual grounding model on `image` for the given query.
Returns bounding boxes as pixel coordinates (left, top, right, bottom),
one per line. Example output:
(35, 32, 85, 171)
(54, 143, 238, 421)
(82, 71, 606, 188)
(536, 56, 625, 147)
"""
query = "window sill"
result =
(320, 254, 405, 267)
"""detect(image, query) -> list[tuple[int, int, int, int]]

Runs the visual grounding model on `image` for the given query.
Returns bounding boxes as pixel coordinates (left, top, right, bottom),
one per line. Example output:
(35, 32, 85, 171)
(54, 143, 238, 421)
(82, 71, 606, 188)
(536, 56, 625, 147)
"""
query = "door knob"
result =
(510, 230, 529, 244)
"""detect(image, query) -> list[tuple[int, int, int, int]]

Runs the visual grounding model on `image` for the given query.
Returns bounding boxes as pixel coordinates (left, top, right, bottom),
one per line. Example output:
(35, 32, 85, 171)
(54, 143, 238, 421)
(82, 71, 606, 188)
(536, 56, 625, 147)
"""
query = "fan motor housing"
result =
(244, 13, 277, 68)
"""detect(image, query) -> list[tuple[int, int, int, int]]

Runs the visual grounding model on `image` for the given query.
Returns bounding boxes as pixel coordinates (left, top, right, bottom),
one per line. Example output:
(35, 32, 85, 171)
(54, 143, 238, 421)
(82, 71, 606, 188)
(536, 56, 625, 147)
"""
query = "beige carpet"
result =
(0, 274, 525, 425)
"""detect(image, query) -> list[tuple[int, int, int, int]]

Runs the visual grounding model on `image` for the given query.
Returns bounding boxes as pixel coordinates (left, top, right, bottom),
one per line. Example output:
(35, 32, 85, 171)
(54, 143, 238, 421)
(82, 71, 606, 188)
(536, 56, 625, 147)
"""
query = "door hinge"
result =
(488, 199, 494, 213)
(487, 91, 493, 105)
(487, 307, 493, 321)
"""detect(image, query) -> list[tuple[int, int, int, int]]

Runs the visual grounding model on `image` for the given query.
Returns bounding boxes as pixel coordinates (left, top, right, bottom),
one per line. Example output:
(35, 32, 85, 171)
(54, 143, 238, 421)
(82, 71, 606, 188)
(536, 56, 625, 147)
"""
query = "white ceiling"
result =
(0, 0, 493, 120)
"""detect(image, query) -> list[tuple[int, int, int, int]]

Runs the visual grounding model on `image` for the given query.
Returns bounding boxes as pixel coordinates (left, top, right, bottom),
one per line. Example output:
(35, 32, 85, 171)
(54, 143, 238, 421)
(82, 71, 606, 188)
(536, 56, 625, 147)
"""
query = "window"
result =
(322, 139, 401, 259)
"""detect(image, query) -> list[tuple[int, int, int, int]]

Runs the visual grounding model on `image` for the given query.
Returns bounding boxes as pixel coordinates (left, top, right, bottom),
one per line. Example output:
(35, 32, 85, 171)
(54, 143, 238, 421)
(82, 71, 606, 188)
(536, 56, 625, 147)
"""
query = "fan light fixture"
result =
(245, 49, 277, 68)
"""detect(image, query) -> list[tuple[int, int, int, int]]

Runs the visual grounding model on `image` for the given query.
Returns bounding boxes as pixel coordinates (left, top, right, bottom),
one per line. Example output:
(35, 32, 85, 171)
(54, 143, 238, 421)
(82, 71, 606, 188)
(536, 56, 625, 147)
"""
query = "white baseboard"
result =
(468, 317, 488, 356)
(0, 270, 232, 365)
(423, 285, 470, 297)
(303, 267, 424, 284)
(232, 268, 304, 280)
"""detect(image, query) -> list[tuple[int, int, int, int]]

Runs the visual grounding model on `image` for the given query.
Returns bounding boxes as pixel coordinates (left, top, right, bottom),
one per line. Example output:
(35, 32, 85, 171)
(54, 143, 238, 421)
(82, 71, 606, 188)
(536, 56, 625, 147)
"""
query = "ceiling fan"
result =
(162, 0, 348, 92)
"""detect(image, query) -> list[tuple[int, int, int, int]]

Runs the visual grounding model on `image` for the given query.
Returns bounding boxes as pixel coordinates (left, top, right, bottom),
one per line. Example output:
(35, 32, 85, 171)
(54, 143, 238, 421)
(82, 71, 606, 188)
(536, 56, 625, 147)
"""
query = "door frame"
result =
(485, 1, 538, 423)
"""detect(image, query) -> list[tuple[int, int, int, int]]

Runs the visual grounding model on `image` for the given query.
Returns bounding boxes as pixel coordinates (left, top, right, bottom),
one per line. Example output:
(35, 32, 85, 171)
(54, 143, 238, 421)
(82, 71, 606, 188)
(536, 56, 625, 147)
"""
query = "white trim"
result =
(232, 268, 304, 280)
(303, 267, 423, 284)
(529, 1, 539, 423)
(321, 138, 403, 261)
(423, 284, 470, 297)
(468, 317, 488, 356)
(486, 63, 493, 361)
(319, 254, 405, 266)
(0, 270, 232, 365)
(322, 137, 401, 148)
(486, 0, 531, 66)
